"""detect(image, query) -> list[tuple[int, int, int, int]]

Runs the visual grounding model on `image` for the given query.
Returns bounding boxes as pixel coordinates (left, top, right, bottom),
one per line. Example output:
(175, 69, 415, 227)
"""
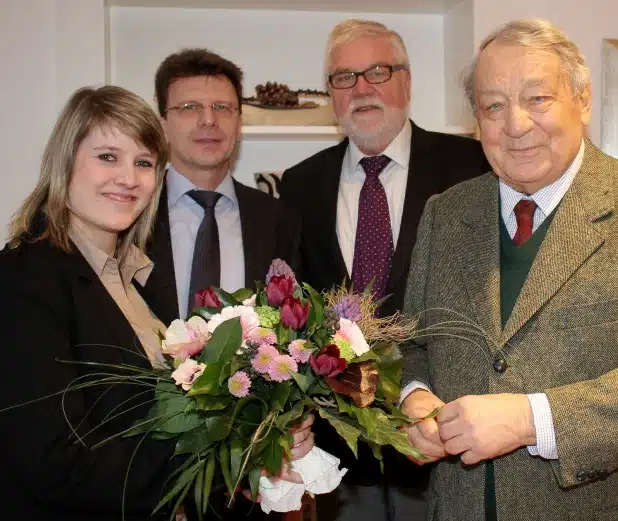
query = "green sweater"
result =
(486, 207, 557, 521)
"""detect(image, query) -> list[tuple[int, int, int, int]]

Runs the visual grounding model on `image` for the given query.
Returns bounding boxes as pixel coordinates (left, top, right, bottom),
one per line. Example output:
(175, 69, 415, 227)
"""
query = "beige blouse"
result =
(70, 225, 168, 369)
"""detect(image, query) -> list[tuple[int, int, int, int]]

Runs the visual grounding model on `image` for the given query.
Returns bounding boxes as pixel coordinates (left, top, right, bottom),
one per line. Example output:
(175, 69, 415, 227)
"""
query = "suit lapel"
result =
(235, 180, 262, 286)
(500, 144, 613, 346)
(323, 139, 350, 281)
(140, 184, 179, 325)
(457, 175, 503, 347)
(386, 122, 443, 304)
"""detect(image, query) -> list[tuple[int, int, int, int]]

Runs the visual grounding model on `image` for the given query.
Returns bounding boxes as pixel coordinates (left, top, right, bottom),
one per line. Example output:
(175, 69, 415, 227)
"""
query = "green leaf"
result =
(318, 408, 361, 458)
(275, 402, 305, 430)
(201, 452, 216, 514)
(201, 318, 243, 365)
(352, 351, 380, 364)
(187, 363, 223, 396)
(291, 371, 310, 393)
(152, 457, 201, 514)
(364, 409, 425, 461)
(264, 432, 284, 476)
(367, 441, 384, 473)
(230, 437, 244, 485)
(189, 306, 221, 321)
(175, 415, 232, 454)
(270, 381, 291, 412)
(248, 466, 261, 501)
(193, 395, 231, 411)
(214, 287, 242, 307)
(232, 287, 254, 302)
(378, 371, 402, 404)
(352, 406, 377, 438)
(219, 442, 234, 497)
(194, 461, 205, 521)
(308, 379, 333, 397)
(302, 283, 324, 327)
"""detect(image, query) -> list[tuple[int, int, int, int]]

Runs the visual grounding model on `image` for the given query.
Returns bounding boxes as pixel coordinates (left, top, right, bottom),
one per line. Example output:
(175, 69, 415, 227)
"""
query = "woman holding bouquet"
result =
(0, 86, 312, 521)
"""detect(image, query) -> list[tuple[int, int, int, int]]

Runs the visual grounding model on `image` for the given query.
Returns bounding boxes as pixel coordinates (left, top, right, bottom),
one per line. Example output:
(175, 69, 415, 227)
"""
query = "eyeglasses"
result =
(165, 101, 239, 119)
(328, 64, 408, 90)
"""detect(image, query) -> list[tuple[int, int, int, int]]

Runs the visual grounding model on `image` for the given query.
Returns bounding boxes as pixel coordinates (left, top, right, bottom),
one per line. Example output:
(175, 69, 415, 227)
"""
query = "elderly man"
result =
(279, 19, 489, 521)
(401, 19, 618, 521)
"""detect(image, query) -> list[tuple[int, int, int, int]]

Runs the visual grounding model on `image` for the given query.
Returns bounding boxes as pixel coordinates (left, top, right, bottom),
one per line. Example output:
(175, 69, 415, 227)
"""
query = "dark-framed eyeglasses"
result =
(164, 101, 239, 118)
(328, 64, 408, 90)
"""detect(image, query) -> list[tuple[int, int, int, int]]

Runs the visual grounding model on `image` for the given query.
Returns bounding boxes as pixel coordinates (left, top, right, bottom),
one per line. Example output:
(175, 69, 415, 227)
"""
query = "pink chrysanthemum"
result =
(228, 371, 251, 398)
(251, 345, 280, 374)
(268, 354, 298, 382)
(247, 327, 277, 346)
(288, 339, 313, 364)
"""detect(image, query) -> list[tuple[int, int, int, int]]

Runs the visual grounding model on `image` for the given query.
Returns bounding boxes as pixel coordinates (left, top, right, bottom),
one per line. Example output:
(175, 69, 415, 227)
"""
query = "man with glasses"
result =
(279, 19, 490, 521)
(141, 48, 298, 331)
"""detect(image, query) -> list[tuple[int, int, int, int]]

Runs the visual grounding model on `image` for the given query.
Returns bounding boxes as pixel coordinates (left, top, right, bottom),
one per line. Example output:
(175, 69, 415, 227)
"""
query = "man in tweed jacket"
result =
(400, 19, 618, 521)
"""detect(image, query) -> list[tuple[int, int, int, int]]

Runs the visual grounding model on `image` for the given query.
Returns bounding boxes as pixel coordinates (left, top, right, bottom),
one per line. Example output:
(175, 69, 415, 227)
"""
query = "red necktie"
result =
(351, 155, 393, 300)
(512, 199, 537, 246)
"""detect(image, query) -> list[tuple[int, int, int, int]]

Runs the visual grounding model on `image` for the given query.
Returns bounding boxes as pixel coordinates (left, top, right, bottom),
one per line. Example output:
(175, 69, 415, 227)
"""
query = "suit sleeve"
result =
(401, 196, 437, 389)
(545, 369, 618, 487)
(0, 259, 182, 515)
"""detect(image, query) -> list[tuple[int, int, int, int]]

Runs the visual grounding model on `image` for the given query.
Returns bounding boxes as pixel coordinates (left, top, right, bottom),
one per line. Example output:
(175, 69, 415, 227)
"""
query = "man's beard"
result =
(337, 96, 408, 154)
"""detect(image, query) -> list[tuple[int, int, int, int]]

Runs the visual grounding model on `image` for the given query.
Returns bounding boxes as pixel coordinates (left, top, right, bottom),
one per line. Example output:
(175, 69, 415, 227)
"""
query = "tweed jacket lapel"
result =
(499, 143, 613, 346)
(456, 174, 503, 348)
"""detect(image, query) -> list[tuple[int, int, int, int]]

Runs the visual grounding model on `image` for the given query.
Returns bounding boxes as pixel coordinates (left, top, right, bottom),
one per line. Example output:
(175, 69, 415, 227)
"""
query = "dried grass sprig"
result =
(323, 286, 418, 343)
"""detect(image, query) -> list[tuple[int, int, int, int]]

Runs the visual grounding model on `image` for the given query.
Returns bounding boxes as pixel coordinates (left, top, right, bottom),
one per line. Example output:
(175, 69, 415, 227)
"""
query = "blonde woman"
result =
(0, 85, 312, 521)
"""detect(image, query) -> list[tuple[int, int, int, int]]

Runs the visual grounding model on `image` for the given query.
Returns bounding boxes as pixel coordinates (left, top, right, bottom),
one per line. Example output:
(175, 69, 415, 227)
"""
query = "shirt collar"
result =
(348, 119, 412, 172)
(69, 223, 153, 290)
(500, 139, 585, 221)
(166, 163, 237, 209)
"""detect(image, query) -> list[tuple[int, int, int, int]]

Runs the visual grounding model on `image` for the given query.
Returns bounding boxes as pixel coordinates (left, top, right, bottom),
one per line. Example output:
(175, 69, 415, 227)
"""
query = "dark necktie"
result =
(188, 190, 222, 313)
(351, 155, 393, 301)
(513, 199, 537, 246)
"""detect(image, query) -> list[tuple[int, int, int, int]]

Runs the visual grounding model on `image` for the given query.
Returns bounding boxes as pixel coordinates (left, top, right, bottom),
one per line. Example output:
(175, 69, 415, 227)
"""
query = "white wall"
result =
(444, 0, 475, 128)
(0, 0, 106, 241)
(108, 7, 445, 186)
(601, 40, 618, 158)
(473, 0, 618, 145)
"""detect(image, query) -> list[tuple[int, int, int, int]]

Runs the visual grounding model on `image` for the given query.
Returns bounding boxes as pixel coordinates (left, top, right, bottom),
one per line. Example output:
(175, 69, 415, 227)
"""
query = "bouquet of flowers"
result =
(128, 259, 423, 518)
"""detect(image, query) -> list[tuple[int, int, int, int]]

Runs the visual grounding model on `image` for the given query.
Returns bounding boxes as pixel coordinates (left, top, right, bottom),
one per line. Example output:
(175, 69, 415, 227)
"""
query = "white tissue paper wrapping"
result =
(258, 446, 348, 513)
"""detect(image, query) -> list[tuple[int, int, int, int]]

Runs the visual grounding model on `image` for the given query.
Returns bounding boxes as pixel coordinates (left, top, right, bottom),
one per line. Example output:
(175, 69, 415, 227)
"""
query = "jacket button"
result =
(493, 357, 508, 373)
(575, 470, 588, 482)
(587, 470, 598, 480)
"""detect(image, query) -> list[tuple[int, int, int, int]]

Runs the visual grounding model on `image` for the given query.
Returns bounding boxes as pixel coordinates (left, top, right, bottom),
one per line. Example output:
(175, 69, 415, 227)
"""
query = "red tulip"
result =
(309, 344, 347, 378)
(280, 296, 310, 330)
(194, 287, 221, 309)
(266, 275, 296, 307)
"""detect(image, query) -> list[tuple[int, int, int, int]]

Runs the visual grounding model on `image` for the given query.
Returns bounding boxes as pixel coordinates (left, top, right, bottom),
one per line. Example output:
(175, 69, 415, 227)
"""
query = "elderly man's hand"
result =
(437, 394, 536, 465)
(276, 413, 315, 483)
(401, 389, 447, 465)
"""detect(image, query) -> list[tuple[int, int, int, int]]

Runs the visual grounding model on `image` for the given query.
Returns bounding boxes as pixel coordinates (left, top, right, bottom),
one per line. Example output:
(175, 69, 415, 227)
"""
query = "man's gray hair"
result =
(324, 19, 410, 78)
(462, 19, 589, 110)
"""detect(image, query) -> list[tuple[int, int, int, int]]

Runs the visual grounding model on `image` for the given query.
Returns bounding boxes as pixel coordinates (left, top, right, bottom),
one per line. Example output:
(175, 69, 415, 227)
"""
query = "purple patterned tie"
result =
(351, 155, 393, 301)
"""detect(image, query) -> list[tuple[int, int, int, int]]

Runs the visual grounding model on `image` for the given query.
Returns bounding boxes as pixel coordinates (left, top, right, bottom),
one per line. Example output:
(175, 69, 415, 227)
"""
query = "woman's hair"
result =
(9, 85, 168, 261)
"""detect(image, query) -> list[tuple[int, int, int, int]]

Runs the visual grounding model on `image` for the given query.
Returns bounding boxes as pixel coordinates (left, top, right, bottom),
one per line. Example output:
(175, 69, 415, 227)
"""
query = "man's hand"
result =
(401, 389, 447, 465)
(437, 394, 536, 465)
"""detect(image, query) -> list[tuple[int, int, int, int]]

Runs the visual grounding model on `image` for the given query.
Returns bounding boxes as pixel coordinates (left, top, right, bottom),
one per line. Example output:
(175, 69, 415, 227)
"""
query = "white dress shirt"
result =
(402, 140, 586, 461)
(166, 166, 245, 318)
(337, 119, 412, 275)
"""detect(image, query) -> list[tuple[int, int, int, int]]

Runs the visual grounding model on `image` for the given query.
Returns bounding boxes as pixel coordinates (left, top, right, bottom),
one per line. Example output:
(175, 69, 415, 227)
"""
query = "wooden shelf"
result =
(241, 124, 474, 139)
(241, 125, 343, 140)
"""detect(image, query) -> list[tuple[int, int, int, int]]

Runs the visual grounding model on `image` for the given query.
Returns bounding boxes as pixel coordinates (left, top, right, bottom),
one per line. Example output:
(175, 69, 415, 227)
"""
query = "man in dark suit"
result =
(139, 49, 299, 519)
(401, 18, 618, 521)
(279, 19, 489, 521)
(140, 48, 296, 327)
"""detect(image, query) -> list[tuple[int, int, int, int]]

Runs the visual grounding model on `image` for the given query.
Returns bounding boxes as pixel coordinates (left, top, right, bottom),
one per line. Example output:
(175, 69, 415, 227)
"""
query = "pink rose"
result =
(171, 358, 206, 391)
(162, 317, 210, 360)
